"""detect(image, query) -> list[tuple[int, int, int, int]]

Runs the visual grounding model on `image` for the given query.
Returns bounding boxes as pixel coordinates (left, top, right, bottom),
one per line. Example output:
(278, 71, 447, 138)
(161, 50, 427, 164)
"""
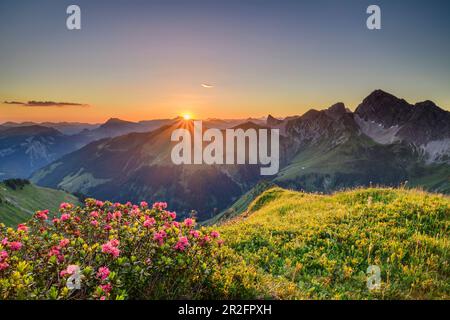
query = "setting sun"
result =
(183, 114, 192, 120)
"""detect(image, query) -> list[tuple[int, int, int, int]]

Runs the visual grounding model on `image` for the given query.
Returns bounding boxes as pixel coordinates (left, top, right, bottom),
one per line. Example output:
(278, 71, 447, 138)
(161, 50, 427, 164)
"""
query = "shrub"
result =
(3, 179, 30, 191)
(0, 199, 223, 300)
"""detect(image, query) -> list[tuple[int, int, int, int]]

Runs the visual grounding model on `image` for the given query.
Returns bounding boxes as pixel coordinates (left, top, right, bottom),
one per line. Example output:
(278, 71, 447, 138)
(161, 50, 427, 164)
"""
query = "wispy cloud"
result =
(3, 100, 90, 107)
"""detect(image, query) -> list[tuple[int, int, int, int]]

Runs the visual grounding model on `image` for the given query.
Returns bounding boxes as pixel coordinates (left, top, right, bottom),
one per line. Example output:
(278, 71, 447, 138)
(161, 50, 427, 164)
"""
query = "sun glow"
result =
(182, 114, 192, 120)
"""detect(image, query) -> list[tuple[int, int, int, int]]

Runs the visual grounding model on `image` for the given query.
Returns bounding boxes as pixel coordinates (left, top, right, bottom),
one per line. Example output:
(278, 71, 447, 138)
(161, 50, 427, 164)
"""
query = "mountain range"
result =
(2, 90, 449, 220)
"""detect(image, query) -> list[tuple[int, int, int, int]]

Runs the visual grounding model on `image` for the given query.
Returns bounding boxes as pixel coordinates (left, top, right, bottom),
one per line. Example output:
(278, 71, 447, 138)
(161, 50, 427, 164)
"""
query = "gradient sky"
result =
(1, 0, 449, 123)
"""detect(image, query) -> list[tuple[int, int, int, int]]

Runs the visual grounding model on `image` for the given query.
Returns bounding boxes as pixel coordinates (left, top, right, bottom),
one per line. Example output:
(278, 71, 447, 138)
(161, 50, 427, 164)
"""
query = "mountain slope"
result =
(0, 180, 80, 227)
(218, 187, 450, 299)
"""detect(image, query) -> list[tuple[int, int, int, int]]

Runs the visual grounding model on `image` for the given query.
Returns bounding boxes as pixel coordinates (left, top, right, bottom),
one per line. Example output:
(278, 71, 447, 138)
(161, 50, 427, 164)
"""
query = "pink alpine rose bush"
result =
(0, 199, 223, 300)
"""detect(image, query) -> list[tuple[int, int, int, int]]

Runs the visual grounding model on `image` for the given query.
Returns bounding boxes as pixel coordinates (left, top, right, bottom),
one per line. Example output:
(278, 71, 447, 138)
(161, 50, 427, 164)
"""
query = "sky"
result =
(0, 0, 449, 123)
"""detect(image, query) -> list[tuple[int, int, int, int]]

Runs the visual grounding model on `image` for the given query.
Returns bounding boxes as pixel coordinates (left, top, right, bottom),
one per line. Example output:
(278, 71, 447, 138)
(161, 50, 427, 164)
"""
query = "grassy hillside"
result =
(0, 181, 80, 227)
(218, 187, 450, 299)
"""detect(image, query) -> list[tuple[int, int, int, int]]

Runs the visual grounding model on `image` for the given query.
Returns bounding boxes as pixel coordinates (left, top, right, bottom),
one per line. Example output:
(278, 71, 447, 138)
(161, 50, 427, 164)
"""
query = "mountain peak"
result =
(104, 118, 132, 125)
(355, 90, 412, 127)
(267, 114, 283, 126)
(414, 100, 439, 109)
(328, 102, 346, 113)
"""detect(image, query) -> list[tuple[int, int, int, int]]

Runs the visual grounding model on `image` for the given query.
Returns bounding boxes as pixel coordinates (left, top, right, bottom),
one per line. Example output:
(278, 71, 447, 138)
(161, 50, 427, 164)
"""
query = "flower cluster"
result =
(0, 199, 222, 300)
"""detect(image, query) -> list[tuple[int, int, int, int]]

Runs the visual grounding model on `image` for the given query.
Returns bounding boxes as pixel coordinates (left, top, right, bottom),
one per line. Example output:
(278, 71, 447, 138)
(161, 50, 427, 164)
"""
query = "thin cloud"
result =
(201, 84, 214, 88)
(3, 100, 90, 107)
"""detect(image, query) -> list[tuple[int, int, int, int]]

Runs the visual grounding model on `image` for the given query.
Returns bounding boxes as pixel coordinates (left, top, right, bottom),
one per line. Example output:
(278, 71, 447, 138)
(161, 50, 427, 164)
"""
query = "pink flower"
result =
(140, 201, 148, 208)
(91, 220, 99, 227)
(167, 211, 176, 220)
(184, 218, 194, 228)
(0, 250, 8, 262)
(95, 200, 104, 207)
(153, 202, 167, 210)
(97, 266, 110, 281)
(17, 224, 29, 232)
(48, 246, 61, 258)
(190, 230, 200, 239)
(174, 236, 189, 251)
(0, 262, 9, 271)
(113, 211, 122, 220)
(210, 231, 220, 239)
(102, 240, 120, 258)
(100, 296, 107, 300)
(59, 202, 72, 210)
(143, 217, 156, 228)
(153, 230, 167, 245)
(100, 283, 112, 294)
(217, 239, 225, 247)
(52, 218, 60, 225)
(59, 239, 70, 247)
(1, 238, 8, 246)
(60, 264, 78, 277)
(8, 241, 22, 251)
(60, 213, 70, 221)
(200, 235, 211, 246)
(104, 224, 112, 231)
(90, 211, 99, 218)
(35, 210, 49, 220)
(172, 221, 180, 228)
(114, 202, 121, 208)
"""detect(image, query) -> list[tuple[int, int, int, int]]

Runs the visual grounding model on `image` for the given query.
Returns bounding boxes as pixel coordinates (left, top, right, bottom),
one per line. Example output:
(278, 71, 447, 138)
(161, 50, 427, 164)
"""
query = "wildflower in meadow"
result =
(102, 240, 120, 258)
(210, 231, 220, 239)
(17, 224, 29, 232)
(60, 264, 79, 277)
(174, 236, 189, 251)
(143, 217, 156, 228)
(95, 200, 104, 207)
(8, 241, 22, 251)
(36, 210, 49, 220)
(90, 211, 99, 218)
(167, 211, 176, 220)
(140, 201, 148, 208)
(153, 202, 167, 210)
(200, 235, 211, 247)
(0, 250, 8, 262)
(190, 230, 200, 238)
(60, 213, 71, 222)
(91, 220, 99, 227)
(113, 211, 122, 220)
(100, 283, 112, 294)
(184, 218, 194, 228)
(153, 230, 167, 246)
(0, 262, 9, 271)
(1, 238, 8, 246)
(60, 239, 70, 247)
(97, 266, 110, 281)
(60, 202, 72, 210)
